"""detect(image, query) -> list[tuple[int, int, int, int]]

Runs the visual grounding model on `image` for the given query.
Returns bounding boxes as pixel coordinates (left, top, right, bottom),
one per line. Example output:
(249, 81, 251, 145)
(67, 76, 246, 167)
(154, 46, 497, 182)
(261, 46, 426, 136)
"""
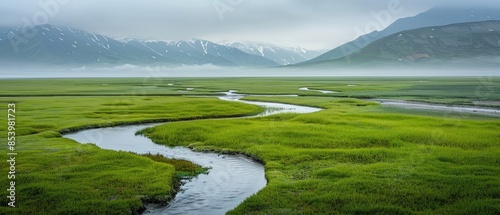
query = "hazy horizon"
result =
(1, 64, 499, 79)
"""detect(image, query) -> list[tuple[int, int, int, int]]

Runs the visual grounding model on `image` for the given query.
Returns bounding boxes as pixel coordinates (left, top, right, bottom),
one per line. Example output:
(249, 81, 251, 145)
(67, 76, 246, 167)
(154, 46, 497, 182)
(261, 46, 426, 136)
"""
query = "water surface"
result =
(298, 87, 338, 94)
(64, 92, 321, 215)
(377, 99, 500, 117)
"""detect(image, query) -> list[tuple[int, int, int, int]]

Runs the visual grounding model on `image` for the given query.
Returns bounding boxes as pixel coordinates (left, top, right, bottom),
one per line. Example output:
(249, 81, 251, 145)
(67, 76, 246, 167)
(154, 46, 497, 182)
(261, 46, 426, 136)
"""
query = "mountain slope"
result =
(307, 7, 500, 63)
(0, 25, 169, 66)
(0, 25, 278, 67)
(222, 41, 325, 65)
(126, 39, 278, 67)
(303, 21, 500, 67)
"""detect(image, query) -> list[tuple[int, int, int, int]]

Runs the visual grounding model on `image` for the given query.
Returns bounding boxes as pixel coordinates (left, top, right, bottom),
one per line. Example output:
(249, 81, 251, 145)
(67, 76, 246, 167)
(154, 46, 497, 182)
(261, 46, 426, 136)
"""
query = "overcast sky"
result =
(2, 0, 500, 49)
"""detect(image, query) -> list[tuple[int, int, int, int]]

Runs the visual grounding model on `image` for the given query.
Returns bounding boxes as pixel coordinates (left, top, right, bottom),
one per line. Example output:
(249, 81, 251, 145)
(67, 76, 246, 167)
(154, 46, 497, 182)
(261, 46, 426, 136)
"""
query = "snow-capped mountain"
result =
(222, 41, 325, 65)
(0, 25, 278, 67)
(0, 24, 164, 66)
(124, 39, 278, 67)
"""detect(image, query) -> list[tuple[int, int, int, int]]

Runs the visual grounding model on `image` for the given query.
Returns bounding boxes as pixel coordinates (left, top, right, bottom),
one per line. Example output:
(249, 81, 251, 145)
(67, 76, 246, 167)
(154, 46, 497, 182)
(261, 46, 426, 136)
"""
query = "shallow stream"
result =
(64, 91, 321, 215)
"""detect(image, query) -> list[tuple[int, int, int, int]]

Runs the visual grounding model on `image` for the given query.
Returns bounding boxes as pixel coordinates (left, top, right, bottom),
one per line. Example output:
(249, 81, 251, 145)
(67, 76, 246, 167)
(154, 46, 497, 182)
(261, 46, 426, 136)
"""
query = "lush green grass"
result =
(0, 77, 498, 214)
(1, 77, 499, 107)
(141, 96, 500, 214)
(2, 135, 175, 215)
(174, 77, 500, 106)
(141, 153, 208, 177)
(0, 96, 262, 136)
(242, 96, 499, 120)
(0, 78, 211, 96)
(0, 96, 262, 215)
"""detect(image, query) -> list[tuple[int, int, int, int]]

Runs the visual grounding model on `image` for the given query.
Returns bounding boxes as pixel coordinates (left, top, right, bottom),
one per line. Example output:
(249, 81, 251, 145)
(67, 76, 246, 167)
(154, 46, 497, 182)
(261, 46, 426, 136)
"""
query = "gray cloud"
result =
(2, 0, 500, 49)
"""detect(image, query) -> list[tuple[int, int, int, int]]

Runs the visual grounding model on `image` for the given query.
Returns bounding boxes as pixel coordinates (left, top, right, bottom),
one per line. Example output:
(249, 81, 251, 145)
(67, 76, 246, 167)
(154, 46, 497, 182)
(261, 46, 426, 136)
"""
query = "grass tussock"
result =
(141, 153, 208, 176)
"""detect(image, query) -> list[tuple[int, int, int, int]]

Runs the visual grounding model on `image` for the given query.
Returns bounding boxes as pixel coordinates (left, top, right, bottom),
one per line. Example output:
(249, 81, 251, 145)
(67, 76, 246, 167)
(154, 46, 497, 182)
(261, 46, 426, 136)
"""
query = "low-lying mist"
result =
(0, 64, 498, 79)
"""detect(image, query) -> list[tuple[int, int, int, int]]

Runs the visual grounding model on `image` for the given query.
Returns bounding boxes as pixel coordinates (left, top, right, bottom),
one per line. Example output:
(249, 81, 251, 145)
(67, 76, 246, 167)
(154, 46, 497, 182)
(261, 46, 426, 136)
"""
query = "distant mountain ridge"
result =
(300, 21, 500, 67)
(221, 41, 325, 65)
(0, 24, 278, 67)
(0, 25, 161, 66)
(124, 39, 280, 67)
(2, 10, 500, 70)
(306, 7, 500, 64)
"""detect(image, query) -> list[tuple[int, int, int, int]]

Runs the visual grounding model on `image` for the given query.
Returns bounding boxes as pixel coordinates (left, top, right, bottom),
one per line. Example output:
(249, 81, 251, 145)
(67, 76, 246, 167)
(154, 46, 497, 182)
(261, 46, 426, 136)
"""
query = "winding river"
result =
(63, 92, 322, 215)
(62, 91, 498, 215)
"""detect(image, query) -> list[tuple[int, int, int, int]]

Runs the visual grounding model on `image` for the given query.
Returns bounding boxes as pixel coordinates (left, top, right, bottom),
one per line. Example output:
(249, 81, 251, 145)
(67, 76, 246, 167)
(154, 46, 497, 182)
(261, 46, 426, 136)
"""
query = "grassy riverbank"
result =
(141, 96, 500, 214)
(0, 96, 262, 214)
(0, 77, 498, 214)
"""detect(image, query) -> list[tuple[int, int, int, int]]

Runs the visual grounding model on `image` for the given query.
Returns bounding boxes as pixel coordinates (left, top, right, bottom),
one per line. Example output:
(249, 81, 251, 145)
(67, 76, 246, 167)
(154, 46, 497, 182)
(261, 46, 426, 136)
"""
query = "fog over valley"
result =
(1, 64, 498, 79)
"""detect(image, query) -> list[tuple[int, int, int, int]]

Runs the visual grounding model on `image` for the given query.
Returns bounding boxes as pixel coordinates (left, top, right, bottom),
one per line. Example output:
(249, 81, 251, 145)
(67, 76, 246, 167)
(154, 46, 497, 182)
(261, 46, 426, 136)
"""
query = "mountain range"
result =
(1, 7, 500, 69)
(0, 25, 323, 67)
(222, 41, 325, 65)
(0, 25, 284, 67)
(300, 20, 500, 68)
(306, 7, 500, 64)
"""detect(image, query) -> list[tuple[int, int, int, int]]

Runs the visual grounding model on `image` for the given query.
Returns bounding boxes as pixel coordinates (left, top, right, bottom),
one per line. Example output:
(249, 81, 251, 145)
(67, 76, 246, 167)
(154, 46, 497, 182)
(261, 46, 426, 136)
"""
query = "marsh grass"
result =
(141, 96, 500, 214)
(1, 77, 499, 107)
(140, 153, 209, 177)
(0, 77, 499, 214)
(0, 96, 262, 215)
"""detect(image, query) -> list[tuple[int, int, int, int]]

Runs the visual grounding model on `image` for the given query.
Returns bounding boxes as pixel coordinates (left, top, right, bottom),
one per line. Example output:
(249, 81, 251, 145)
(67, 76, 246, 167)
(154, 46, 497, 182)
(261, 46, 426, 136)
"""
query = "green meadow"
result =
(0, 95, 262, 214)
(141, 96, 500, 214)
(2, 77, 499, 106)
(0, 77, 499, 214)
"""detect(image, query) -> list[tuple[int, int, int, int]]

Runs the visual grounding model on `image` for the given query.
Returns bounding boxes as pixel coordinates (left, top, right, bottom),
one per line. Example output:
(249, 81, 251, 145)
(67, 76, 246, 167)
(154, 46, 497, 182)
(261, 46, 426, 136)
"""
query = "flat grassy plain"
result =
(0, 95, 262, 214)
(0, 77, 499, 214)
(1, 77, 499, 106)
(142, 96, 500, 214)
